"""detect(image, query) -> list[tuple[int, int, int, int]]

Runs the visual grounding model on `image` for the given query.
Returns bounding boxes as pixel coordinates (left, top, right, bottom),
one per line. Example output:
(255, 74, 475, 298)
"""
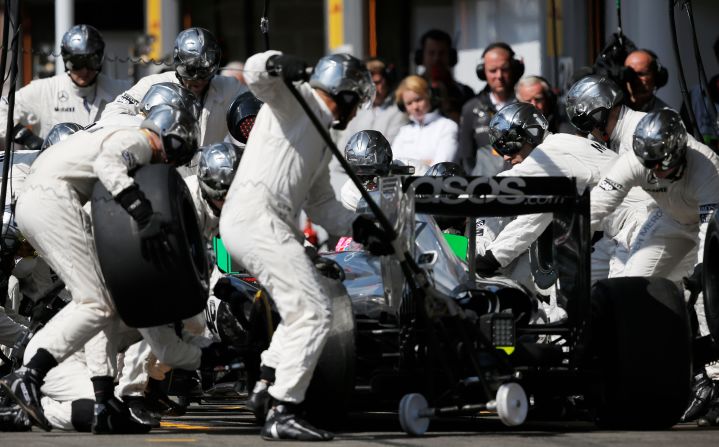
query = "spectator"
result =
(515, 75, 574, 134)
(623, 49, 671, 113)
(337, 58, 409, 149)
(415, 29, 474, 123)
(391, 75, 458, 173)
(220, 60, 246, 85)
(459, 42, 523, 176)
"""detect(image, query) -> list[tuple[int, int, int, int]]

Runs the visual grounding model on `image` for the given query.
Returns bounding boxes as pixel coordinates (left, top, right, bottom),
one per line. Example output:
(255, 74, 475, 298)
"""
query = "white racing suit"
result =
(22, 304, 142, 430)
(0, 72, 130, 148)
(591, 137, 719, 281)
(219, 50, 355, 403)
(116, 175, 218, 398)
(101, 71, 246, 147)
(15, 125, 158, 378)
(477, 133, 646, 290)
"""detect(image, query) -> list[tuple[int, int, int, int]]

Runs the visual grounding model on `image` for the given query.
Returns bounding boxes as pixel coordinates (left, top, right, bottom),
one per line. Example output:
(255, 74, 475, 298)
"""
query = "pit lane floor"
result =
(4, 401, 718, 446)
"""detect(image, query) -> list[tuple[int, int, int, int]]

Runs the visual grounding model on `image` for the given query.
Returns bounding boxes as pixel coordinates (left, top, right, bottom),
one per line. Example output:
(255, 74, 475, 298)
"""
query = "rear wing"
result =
(403, 175, 592, 328)
(404, 176, 584, 217)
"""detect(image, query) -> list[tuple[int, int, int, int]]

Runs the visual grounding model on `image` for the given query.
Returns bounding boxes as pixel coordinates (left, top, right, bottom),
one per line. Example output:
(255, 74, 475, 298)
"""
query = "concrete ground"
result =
(3, 401, 718, 447)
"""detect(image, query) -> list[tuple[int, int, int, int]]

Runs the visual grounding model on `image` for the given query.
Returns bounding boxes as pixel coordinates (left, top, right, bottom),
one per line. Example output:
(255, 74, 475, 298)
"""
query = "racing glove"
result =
(475, 250, 501, 276)
(352, 215, 394, 256)
(266, 54, 311, 82)
(116, 184, 153, 226)
(11, 124, 43, 151)
(116, 185, 169, 259)
(200, 342, 241, 370)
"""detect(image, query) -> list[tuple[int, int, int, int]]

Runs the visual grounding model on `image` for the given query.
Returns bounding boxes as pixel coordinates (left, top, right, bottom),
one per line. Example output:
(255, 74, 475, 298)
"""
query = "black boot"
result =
(91, 397, 153, 434)
(0, 369, 52, 431)
(0, 405, 32, 432)
(145, 378, 186, 417)
(261, 402, 334, 441)
(122, 396, 161, 428)
(697, 397, 719, 427)
(681, 371, 718, 422)
(248, 380, 271, 424)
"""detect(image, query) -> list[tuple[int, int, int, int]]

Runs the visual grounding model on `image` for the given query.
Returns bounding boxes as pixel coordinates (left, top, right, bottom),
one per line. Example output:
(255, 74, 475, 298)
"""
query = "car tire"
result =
(703, 211, 719, 342)
(92, 164, 209, 328)
(591, 277, 692, 429)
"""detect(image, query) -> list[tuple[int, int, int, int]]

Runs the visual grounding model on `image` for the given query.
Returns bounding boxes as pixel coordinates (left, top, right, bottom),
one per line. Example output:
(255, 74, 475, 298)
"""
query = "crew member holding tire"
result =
(0, 104, 200, 434)
(219, 50, 375, 441)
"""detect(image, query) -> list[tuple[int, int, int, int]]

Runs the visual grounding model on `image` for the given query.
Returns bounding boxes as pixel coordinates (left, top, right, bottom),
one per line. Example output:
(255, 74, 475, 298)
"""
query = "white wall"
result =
(452, 0, 543, 93)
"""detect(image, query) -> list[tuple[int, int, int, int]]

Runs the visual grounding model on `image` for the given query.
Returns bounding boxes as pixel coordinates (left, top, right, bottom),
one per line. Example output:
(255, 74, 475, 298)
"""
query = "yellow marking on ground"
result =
(160, 421, 211, 430)
(217, 405, 245, 410)
(147, 439, 197, 443)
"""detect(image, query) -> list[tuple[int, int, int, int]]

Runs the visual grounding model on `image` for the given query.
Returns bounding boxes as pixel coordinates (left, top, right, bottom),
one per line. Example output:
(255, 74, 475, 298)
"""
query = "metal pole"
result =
(0, 0, 21, 229)
(54, 0, 74, 75)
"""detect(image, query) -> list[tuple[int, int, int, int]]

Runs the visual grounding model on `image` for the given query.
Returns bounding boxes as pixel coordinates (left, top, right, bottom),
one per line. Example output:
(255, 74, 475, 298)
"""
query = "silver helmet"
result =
(633, 109, 688, 171)
(310, 53, 376, 111)
(173, 27, 221, 81)
(139, 82, 201, 119)
(565, 74, 624, 133)
(41, 122, 83, 151)
(425, 162, 466, 177)
(345, 130, 392, 177)
(226, 92, 263, 144)
(197, 142, 242, 200)
(141, 104, 200, 166)
(488, 102, 548, 155)
(61, 24, 105, 71)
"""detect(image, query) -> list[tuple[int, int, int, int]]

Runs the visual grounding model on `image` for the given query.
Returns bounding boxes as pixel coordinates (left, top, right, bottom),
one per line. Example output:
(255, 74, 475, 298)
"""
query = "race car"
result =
(211, 174, 699, 433)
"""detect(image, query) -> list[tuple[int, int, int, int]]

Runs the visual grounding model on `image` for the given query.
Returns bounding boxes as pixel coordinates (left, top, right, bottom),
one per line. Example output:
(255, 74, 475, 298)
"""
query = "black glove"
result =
(116, 184, 153, 226)
(116, 185, 170, 261)
(266, 54, 310, 82)
(200, 342, 241, 370)
(475, 250, 501, 276)
(12, 124, 43, 151)
(683, 263, 703, 295)
(352, 215, 394, 256)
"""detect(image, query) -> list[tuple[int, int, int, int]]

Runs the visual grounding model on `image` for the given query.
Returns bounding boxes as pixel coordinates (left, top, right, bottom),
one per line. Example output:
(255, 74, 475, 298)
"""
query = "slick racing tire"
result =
(590, 277, 691, 429)
(92, 164, 209, 328)
(703, 211, 719, 342)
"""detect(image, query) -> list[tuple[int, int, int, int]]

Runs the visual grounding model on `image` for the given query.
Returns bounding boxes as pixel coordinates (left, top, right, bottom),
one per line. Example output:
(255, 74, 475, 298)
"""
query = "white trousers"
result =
(16, 183, 117, 376)
(220, 200, 331, 403)
(620, 208, 697, 282)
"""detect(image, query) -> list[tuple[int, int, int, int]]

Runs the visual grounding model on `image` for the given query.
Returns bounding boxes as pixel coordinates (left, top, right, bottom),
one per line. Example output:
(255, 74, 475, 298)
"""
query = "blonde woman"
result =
(392, 75, 458, 174)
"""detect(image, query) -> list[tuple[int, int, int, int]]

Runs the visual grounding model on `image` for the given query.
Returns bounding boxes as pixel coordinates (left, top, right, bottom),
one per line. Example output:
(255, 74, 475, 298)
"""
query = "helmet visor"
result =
(64, 53, 103, 71)
(176, 64, 215, 81)
(489, 113, 525, 155)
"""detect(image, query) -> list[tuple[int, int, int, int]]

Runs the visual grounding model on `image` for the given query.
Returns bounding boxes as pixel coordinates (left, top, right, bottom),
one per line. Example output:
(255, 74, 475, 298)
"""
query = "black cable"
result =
(669, 0, 702, 139)
(616, 0, 623, 47)
(261, 0, 270, 51)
